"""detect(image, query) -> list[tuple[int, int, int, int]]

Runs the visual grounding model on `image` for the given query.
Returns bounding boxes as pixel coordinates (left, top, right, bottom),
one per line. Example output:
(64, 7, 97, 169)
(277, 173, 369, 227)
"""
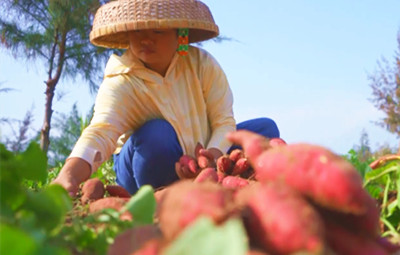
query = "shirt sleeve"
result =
(200, 50, 236, 153)
(68, 74, 136, 173)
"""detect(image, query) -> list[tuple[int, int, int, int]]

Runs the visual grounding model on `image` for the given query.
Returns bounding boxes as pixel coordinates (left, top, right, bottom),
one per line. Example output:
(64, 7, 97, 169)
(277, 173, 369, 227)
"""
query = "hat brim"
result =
(89, 0, 220, 49)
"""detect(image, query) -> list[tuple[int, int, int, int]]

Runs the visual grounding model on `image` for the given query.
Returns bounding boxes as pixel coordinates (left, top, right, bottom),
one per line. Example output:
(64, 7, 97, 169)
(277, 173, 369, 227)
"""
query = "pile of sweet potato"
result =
(80, 131, 400, 255)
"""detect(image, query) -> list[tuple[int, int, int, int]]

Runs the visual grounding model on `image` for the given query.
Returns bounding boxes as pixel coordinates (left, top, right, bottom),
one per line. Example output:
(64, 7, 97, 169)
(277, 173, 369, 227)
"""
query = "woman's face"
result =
(129, 29, 179, 75)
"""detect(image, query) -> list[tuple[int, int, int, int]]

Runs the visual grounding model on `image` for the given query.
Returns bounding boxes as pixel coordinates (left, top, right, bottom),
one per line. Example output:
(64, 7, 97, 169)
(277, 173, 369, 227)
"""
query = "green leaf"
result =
(23, 185, 72, 232)
(16, 142, 48, 182)
(163, 217, 248, 255)
(0, 223, 38, 255)
(121, 185, 156, 224)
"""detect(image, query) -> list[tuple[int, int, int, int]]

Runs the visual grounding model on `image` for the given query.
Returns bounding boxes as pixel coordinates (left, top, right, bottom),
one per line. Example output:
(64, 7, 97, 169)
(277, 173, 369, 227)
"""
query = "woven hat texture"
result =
(90, 0, 219, 48)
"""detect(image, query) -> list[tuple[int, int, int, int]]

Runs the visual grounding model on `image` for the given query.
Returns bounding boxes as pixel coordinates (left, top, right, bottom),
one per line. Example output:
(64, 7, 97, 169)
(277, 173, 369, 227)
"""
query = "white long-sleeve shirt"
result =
(69, 46, 236, 173)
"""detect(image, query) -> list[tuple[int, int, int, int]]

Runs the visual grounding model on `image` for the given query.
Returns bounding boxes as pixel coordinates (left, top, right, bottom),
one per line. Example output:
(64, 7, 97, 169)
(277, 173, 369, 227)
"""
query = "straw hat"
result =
(89, 0, 219, 49)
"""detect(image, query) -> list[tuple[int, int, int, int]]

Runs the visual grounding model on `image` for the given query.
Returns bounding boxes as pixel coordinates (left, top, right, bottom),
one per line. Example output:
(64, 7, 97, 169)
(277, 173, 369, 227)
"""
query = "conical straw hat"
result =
(90, 0, 219, 49)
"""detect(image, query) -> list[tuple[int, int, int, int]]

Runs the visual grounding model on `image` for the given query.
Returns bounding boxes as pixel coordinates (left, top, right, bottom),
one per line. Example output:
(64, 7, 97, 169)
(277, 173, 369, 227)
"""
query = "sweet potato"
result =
(81, 178, 105, 204)
(106, 184, 131, 198)
(194, 143, 215, 169)
(107, 225, 162, 255)
(227, 130, 370, 214)
(158, 180, 235, 240)
(314, 195, 381, 238)
(175, 155, 199, 179)
(231, 157, 251, 176)
(132, 238, 164, 255)
(89, 197, 132, 221)
(324, 219, 388, 255)
(229, 149, 245, 162)
(221, 176, 249, 190)
(235, 183, 325, 255)
(193, 167, 218, 183)
(269, 137, 287, 147)
(376, 236, 400, 254)
(216, 155, 234, 174)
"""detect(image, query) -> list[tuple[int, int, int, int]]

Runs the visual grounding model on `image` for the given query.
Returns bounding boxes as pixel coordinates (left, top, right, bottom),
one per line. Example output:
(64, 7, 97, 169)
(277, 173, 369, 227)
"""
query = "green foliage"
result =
(121, 185, 156, 224)
(0, 142, 72, 255)
(364, 160, 400, 241)
(49, 103, 93, 166)
(164, 217, 248, 255)
(0, 142, 156, 254)
(369, 31, 400, 137)
(343, 149, 373, 179)
(344, 148, 400, 242)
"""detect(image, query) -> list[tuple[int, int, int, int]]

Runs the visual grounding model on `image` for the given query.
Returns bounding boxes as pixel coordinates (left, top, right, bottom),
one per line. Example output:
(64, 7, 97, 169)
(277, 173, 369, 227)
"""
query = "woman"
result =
(53, 0, 280, 195)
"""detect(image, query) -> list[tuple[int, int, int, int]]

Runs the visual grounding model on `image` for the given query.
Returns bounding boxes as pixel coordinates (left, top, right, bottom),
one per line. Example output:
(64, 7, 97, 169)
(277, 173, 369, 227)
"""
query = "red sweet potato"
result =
(81, 178, 105, 204)
(324, 219, 389, 255)
(196, 144, 217, 169)
(89, 197, 132, 221)
(175, 155, 199, 179)
(194, 167, 218, 183)
(376, 236, 400, 254)
(231, 157, 251, 176)
(227, 130, 371, 214)
(314, 194, 381, 238)
(158, 180, 235, 240)
(216, 155, 234, 174)
(221, 176, 249, 190)
(132, 238, 164, 255)
(229, 149, 245, 162)
(269, 137, 287, 147)
(235, 182, 325, 255)
(106, 184, 131, 198)
(107, 225, 162, 255)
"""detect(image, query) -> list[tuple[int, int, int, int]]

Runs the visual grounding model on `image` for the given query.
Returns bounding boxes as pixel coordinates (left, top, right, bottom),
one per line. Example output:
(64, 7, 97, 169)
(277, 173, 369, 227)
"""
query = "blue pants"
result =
(113, 118, 280, 194)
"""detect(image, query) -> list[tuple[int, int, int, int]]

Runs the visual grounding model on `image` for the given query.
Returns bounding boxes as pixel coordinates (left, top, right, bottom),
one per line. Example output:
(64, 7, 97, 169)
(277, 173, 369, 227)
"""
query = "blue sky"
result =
(1, 0, 399, 155)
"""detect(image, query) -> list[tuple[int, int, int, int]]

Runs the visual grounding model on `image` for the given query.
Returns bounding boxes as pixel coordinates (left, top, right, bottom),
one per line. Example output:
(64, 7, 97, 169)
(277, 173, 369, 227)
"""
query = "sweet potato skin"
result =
(324, 219, 389, 255)
(227, 130, 370, 214)
(231, 157, 251, 176)
(235, 183, 325, 255)
(221, 176, 249, 190)
(81, 178, 105, 204)
(158, 180, 235, 240)
(106, 185, 131, 198)
(89, 197, 132, 221)
(193, 167, 218, 183)
(107, 225, 162, 255)
(216, 155, 234, 175)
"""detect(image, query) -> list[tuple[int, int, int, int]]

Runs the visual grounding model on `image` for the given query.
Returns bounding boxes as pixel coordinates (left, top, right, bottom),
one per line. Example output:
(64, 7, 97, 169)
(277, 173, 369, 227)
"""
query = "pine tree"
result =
(0, 0, 114, 154)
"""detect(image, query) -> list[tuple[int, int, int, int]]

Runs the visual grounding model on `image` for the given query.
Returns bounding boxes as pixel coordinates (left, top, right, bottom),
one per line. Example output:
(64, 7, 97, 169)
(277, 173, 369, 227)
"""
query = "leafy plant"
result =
(0, 142, 72, 255)
(364, 159, 400, 242)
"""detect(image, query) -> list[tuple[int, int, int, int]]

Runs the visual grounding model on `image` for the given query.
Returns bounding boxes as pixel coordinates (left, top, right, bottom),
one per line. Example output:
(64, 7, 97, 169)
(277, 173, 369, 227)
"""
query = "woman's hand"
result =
(51, 158, 91, 197)
(195, 142, 222, 168)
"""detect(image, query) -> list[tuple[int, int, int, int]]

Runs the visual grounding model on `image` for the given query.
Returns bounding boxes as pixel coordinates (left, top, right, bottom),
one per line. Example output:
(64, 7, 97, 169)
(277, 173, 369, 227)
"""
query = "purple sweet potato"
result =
(81, 178, 105, 204)
(235, 182, 325, 255)
(106, 184, 131, 198)
(158, 180, 235, 240)
(227, 130, 371, 214)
